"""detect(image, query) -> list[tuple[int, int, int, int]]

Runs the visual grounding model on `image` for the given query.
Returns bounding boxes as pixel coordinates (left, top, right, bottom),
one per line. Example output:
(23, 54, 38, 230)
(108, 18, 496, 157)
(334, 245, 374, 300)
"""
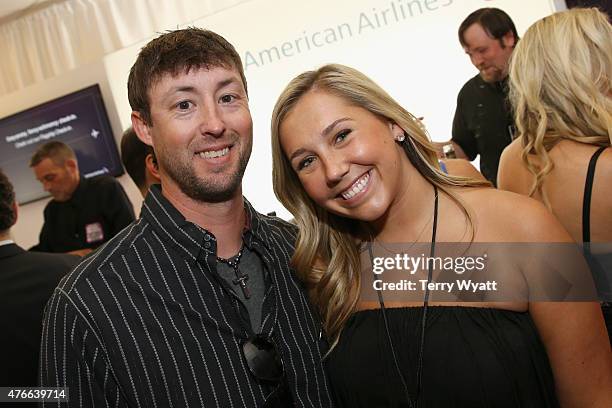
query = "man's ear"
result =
(65, 158, 78, 173)
(131, 111, 154, 147)
(145, 154, 161, 183)
(502, 31, 516, 48)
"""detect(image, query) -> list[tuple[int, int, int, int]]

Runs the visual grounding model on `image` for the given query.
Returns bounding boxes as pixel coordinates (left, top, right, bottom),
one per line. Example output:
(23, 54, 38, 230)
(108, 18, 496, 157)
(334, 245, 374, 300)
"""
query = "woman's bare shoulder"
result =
(498, 138, 532, 192)
(457, 187, 572, 242)
(595, 147, 612, 180)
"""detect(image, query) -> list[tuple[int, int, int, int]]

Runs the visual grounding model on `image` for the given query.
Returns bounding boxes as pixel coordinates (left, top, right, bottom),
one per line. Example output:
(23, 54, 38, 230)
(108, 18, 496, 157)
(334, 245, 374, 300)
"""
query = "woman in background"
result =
(498, 8, 612, 342)
(271, 63, 611, 407)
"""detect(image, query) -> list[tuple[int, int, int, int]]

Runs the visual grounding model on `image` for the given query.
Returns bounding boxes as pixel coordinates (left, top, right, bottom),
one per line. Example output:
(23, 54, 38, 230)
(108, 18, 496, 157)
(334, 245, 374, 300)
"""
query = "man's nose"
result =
(199, 104, 226, 138)
(471, 54, 484, 68)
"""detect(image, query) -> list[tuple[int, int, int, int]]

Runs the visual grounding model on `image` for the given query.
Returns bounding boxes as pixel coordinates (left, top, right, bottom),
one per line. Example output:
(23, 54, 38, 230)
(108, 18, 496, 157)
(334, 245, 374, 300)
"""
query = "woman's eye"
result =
(334, 129, 351, 144)
(298, 156, 315, 170)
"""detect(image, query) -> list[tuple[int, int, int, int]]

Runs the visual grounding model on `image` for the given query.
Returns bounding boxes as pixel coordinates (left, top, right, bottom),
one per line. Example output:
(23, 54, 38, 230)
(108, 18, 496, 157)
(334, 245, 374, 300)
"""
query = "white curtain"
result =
(0, 0, 249, 96)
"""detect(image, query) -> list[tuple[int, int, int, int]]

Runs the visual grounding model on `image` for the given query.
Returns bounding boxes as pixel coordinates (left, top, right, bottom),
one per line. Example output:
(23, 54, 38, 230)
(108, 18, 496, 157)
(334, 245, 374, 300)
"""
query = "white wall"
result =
(5, 0, 563, 249)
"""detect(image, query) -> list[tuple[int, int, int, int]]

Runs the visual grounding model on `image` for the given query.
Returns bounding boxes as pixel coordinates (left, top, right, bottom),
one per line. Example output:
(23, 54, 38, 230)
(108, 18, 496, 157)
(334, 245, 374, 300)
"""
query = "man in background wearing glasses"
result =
(40, 28, 334, 408)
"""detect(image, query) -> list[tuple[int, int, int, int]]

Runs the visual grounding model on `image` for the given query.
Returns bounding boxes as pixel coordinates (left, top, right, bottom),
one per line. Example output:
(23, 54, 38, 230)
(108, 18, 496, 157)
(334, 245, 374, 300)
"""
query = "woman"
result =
(271, 63, 612, 407)
(498, 8, 612, 340)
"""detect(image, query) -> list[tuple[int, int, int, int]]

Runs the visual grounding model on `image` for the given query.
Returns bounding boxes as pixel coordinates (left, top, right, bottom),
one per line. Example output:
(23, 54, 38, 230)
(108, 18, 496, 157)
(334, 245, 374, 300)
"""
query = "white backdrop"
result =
(7, 0, 564, 247)
(183, 0, 560, 218)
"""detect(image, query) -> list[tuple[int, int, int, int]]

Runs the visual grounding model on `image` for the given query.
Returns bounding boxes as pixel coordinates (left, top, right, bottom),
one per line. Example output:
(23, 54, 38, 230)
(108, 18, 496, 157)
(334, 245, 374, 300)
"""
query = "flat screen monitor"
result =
(0, 84, 122, 204)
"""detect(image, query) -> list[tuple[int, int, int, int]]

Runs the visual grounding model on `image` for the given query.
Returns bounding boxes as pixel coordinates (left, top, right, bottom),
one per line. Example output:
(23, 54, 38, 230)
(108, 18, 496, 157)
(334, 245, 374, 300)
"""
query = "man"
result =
(30, 141, 135, 255)
(40, 28, 333, 407)
(120, 126, 161, 197)
(0, 169, 77, 394)
(446, 8, 518, 185)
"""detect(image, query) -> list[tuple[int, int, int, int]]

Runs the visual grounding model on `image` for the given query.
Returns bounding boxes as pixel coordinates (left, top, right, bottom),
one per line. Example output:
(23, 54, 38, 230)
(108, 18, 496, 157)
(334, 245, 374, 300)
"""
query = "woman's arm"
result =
(524, 203, 612, 407)
(531, 301, 611, 407)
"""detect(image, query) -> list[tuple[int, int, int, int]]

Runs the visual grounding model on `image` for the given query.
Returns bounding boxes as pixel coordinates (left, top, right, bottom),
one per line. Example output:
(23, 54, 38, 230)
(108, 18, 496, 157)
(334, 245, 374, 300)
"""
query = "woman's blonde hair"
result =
(271, 64, 489, 346)
(509, 8, 612, 205)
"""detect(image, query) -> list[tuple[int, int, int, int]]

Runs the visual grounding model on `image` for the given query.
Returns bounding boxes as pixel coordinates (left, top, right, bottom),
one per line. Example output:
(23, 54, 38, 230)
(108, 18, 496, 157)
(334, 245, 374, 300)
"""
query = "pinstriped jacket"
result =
(40, 185, 334, 407)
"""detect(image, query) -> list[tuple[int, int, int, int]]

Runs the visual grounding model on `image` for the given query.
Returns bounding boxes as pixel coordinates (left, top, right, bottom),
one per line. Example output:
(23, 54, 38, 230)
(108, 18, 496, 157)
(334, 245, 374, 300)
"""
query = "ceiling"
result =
(0, 0, 50, 20)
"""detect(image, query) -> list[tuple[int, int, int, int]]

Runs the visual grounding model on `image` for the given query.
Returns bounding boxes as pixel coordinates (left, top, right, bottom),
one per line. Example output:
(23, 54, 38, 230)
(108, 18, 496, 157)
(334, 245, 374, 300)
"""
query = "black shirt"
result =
(40, 185, 334, 407)
(33, 175, 135, 253)
(327, 307, 558, 407)
(452, 74, 514, 185)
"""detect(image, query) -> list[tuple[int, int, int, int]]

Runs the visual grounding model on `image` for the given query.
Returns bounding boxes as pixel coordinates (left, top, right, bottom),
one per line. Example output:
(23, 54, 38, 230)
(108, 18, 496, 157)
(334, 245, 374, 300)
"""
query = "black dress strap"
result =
(582, 146, 607, 243)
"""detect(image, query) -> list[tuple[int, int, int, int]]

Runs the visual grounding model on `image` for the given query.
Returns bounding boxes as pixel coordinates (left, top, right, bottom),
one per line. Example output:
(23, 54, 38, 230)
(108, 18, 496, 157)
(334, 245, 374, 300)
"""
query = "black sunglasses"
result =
(242, 334, 294, 407)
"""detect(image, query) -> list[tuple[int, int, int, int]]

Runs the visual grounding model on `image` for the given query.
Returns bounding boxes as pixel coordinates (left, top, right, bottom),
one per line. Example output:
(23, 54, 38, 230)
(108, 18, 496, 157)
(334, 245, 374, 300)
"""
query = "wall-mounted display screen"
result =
(0, 84, 122, 204)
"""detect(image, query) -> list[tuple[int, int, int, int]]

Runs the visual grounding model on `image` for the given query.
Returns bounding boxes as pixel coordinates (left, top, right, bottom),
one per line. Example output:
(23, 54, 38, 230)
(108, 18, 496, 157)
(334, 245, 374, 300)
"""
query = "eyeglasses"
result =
(242, 334, 293, 407)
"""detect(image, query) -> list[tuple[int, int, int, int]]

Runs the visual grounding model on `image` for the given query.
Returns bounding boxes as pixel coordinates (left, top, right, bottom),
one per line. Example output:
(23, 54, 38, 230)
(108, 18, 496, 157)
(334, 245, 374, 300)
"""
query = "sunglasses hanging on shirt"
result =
(242, 334, 293, 407)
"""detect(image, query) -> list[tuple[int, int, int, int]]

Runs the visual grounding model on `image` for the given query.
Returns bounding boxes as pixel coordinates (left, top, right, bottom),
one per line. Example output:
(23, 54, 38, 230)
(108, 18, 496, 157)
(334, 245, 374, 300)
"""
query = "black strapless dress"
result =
(326, 306, 559, 407)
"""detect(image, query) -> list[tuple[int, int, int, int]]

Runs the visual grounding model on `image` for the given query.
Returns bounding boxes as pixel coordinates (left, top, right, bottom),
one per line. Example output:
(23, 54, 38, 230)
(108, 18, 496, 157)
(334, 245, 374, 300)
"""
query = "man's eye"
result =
(298, 156, 315, 170)
(177, 101, 192, 110)
(220, 94, 236, 104)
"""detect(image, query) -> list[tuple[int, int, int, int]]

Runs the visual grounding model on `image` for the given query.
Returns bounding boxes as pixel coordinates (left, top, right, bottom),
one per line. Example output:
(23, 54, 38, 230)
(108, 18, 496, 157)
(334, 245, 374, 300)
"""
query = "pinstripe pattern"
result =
(40, 185, 334, 407)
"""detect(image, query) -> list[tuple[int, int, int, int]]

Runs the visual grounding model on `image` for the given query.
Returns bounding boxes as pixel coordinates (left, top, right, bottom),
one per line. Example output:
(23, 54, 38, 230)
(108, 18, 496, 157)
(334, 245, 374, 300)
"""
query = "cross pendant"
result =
(233, 270, 251, 299)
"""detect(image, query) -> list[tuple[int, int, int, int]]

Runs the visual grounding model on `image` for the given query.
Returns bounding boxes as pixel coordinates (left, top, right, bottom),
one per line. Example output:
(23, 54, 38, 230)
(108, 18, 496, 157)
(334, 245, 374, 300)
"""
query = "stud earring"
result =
(395, 134, 406, 142)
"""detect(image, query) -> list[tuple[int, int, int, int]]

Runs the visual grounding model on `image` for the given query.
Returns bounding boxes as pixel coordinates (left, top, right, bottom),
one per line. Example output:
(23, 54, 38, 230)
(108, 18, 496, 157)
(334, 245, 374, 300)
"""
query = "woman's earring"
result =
(395, 133, 406, 143)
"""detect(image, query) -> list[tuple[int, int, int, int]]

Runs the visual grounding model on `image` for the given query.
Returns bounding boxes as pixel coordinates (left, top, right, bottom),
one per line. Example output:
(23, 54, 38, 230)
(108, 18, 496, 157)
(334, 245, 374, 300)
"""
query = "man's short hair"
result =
(29, 141, 76, 168)
(459, 8, 519, 48)
(0, 169, 16, 231)
(127, 27, 247, 126)
(120, 126, 155, 190)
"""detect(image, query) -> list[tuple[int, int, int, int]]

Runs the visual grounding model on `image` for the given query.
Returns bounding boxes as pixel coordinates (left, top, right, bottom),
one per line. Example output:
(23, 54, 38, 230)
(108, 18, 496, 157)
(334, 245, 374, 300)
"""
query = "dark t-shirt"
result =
(452, 74, 514, 185)
(32, 175, 135, 253)
(216, 246, 267, 333)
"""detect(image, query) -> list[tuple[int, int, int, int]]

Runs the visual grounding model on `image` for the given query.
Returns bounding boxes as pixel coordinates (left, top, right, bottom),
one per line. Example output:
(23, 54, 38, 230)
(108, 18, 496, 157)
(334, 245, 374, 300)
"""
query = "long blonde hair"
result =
(271, 64, 489, 346)
(509, 8, 612, 206)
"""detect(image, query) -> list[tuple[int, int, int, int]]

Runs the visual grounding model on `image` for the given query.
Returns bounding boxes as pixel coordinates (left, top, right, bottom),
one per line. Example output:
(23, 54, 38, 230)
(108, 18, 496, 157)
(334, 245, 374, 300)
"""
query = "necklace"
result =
(372, 193, 437, 254)
(217, 244, 251, 299)
(368, 185, 438, 408)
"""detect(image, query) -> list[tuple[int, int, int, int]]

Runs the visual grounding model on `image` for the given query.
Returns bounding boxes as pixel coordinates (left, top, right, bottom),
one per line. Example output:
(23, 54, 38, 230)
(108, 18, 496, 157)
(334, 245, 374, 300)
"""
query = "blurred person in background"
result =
(499, 7, 612, 343)
(0, 169, 77, 395)
(439, 8, 519, 185)
(29, 140, 135, 255)
(120, 126, 160, 197)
